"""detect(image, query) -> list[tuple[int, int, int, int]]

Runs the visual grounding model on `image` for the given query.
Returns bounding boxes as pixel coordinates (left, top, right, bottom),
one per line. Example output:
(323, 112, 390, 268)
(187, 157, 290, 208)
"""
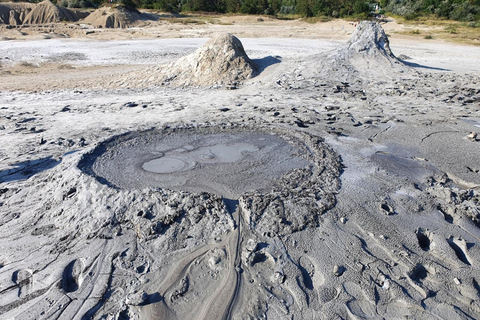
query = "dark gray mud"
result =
(80, 126, 311, 199)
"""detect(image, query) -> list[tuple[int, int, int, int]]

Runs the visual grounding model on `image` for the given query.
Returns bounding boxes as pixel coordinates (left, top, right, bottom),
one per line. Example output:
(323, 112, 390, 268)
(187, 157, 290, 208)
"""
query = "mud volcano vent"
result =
(79, 125, 342, 231)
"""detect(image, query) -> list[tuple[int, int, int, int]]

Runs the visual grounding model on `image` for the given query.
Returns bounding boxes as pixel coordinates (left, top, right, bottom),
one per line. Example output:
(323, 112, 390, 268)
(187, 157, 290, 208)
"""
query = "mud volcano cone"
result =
(337, 20, 408, 75)
(347, 21, 395, 58)
(23, 0, 77, 24)
(83, 5, 141, 28)
(162, 33, 258, 86)
(343, 20, 409, 74)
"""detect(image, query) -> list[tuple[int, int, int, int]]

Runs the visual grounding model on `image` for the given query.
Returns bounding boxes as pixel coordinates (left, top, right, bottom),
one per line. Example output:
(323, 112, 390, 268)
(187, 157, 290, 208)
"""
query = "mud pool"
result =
(85, 128, 311, 198)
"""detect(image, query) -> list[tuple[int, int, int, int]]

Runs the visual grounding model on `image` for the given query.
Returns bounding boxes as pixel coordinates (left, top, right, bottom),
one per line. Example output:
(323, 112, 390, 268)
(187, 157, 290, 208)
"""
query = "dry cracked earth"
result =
(0, 22, 480, 320)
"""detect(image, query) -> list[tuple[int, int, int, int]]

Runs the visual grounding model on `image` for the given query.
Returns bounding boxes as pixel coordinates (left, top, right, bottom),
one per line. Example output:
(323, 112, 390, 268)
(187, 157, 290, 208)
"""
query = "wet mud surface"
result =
(83, 127, 311, 199)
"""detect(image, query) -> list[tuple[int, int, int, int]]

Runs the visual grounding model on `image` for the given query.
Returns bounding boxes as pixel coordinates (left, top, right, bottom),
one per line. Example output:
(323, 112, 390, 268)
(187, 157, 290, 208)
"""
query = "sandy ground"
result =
(0, 18, 480, 320)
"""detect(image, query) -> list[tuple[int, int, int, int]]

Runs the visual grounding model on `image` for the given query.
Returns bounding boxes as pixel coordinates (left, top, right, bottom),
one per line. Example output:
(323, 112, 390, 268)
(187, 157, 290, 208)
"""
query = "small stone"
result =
(340, 217, 346, 224)
(467, 132, 477, 141)
(453, 277, 461, 285)
(125, 290, 147, 306)
(382, 279, 390, 290)
(333, 265, 345, 277)
(208, 256, 221, 268)
(246, 238, 257, 252)
(380, 202, 394, 215)
(272, 271, 285, 284)
(124, 102, 138, 108)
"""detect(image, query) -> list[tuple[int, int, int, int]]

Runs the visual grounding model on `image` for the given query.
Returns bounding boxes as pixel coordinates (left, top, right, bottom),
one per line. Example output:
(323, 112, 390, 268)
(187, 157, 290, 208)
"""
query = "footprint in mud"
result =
(447, 237, 472, 266)
(343, 282, 376, 318)
(346, 299, 377, 318)
(473, 278, 480, 297)
(437, 205, 454, 224)
(408, 264, 429, 283)
(298, 256, 323, 290)
(62, 259, 85, 293)
(170, 277, 189, 303)
(416, 228, 433, 251)
(317, 287, 338, 303)
(298, 256, 325, 310)
(12, 269, 33, 298)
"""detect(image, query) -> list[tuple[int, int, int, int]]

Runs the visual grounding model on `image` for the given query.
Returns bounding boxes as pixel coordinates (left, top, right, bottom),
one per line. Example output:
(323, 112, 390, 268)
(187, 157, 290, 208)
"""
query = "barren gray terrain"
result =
(1, 22, 480, 320)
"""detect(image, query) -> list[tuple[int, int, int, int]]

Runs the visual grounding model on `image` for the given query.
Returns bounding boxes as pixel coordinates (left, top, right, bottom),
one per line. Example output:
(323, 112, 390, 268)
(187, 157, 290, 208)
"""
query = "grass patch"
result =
(200, 16, 234, 25)
(275, 14, 301, 20)
(19, 61, 38, 68)
(342, 13, 369, 21)
(159, 17, 206, 24)
(444, 26, 457, 34)
(389, 14, 480, 46)
(300, 16, 332, 23)
(157, 12, 240, 25)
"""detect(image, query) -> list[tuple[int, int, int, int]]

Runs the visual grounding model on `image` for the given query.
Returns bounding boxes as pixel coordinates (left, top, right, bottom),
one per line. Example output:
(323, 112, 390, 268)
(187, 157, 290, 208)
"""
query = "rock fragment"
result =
(333, 265, 345, 277)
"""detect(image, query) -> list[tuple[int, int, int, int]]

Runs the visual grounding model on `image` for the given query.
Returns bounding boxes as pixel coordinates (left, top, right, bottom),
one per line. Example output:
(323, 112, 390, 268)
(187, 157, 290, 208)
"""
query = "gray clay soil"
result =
(0, 22, 480, 320)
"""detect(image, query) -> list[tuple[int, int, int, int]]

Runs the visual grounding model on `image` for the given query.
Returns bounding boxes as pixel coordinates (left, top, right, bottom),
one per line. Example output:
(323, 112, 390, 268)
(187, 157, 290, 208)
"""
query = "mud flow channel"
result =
(78, 126, 341, 320)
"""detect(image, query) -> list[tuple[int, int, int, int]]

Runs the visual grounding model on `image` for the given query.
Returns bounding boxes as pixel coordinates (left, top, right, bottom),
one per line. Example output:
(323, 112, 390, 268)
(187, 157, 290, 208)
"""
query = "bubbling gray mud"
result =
(84, 128, 311, 199)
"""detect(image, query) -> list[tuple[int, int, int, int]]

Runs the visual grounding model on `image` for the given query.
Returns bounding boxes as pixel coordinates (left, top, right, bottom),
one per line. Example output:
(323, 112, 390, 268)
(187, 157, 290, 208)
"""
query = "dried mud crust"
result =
(79, 123, 342, 234)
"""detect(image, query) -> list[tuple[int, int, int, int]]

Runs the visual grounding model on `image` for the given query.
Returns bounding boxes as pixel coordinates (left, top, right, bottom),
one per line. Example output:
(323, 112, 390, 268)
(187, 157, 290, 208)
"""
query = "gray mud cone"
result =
(161, 33, 257, 86)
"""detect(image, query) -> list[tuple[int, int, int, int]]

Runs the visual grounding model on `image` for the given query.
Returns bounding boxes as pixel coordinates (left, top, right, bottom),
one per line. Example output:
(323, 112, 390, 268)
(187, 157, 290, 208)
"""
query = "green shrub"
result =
(450, 2, 477, 21)
(60, 0, 95, 8)
(445, 26, 457, 33)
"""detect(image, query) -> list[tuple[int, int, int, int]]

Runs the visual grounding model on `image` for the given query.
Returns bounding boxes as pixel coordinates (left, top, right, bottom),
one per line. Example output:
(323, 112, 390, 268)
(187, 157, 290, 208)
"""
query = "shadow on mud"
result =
(253, 55, 281, 74)
(0, 156, 61, 183)
(399, 59, 450, 71)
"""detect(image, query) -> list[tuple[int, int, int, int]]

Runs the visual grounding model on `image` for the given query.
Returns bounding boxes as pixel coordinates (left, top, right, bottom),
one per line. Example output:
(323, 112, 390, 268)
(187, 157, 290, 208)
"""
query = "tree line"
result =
(137, 0, 373, 16)
(382, 0, 480, 21)
(54, 0, 480, 22)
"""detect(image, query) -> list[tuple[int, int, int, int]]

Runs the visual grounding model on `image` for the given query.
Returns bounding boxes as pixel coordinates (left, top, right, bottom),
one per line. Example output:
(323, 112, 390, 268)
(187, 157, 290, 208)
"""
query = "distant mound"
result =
(157, 33, 258, 87)
(105, 33, 258, 88)
(276, 21, 409, 89)
(341, 20, 406, 73)
(346, 21, 396, 59)
(0, 2, 34, 25)
(23, 0, 77, 24)
(82, 5, 141, 28)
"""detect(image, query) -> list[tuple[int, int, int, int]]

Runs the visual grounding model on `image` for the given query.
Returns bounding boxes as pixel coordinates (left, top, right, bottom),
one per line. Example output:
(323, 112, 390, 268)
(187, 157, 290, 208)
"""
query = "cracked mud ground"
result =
(1, 22, 480, 319)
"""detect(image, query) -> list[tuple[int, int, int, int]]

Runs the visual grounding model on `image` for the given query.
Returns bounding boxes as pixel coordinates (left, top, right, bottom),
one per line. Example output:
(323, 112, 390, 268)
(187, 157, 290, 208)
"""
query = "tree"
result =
(225, 0, 240, 11)
(296, 0, 313, 16)
(353, 0, 369, 14)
